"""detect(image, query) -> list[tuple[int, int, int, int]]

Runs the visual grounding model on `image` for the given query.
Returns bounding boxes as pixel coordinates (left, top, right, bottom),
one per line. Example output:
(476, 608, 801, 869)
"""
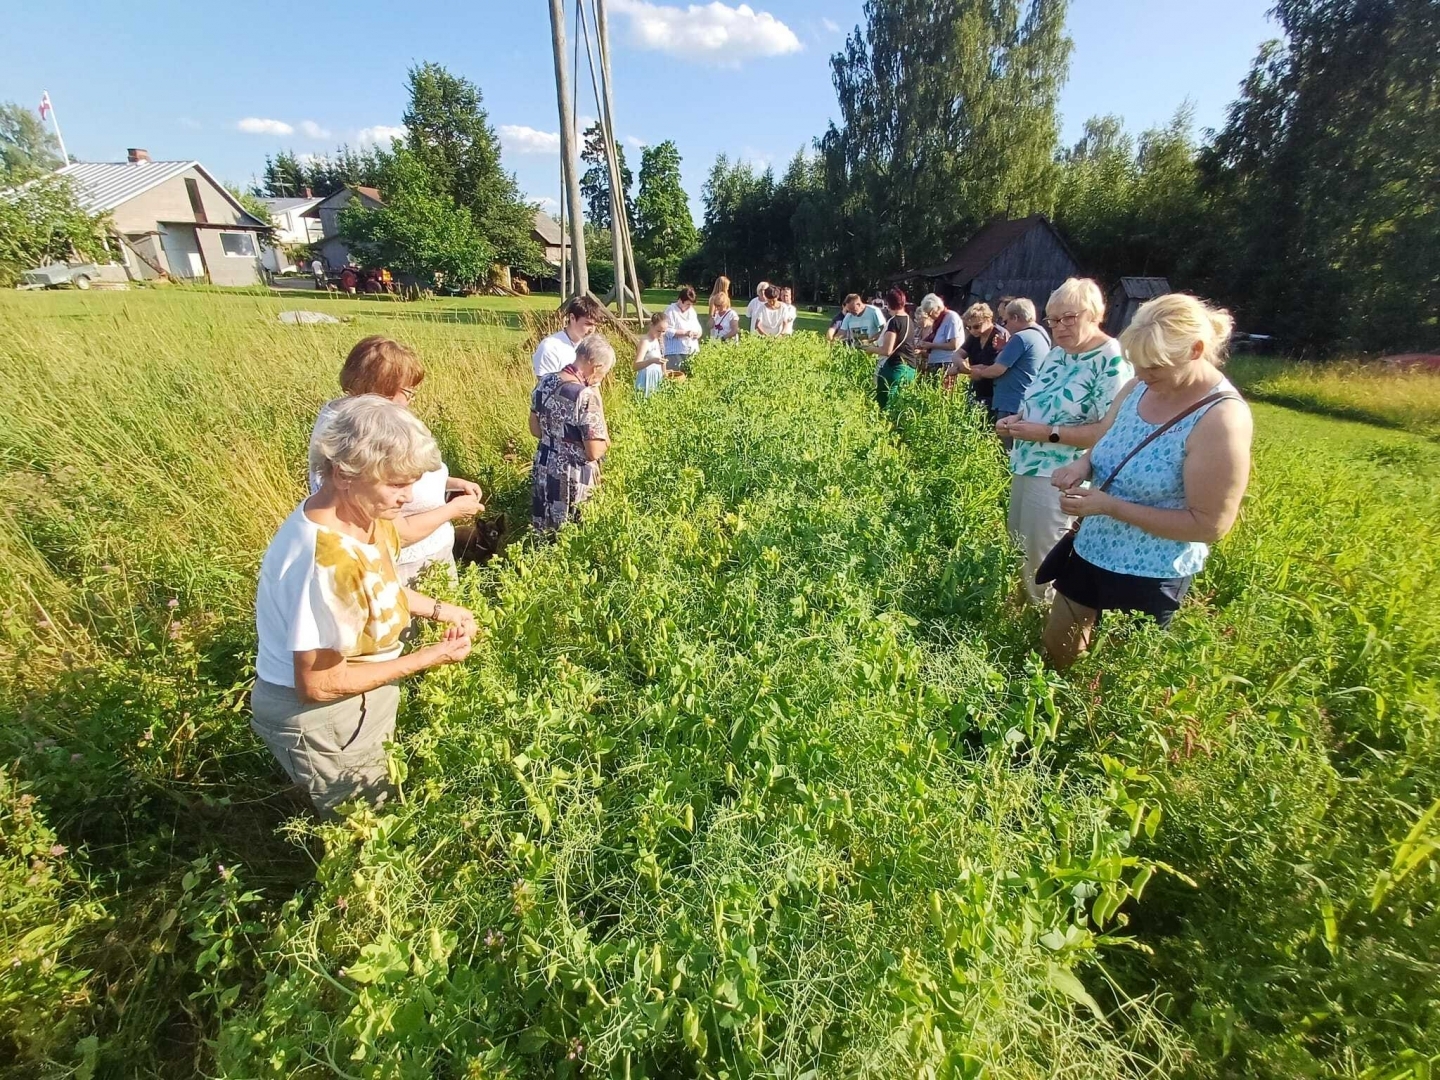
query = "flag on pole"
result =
(39, 92, 53, 121)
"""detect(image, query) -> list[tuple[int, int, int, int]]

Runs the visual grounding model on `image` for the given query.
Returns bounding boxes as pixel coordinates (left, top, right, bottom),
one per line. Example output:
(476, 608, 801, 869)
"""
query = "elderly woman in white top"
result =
(309, 336, 483, 585)
(663, 286, 704, 375)
(255, 395, 477, 815)
(996, 278, 1132, 605)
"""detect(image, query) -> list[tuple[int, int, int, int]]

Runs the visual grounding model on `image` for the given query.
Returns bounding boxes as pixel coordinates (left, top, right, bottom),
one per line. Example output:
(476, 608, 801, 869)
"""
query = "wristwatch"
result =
(1047, 425, 1061, 443)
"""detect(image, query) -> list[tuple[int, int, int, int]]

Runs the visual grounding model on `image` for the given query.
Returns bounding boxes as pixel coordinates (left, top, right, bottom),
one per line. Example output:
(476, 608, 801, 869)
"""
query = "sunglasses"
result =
(400, 386, 418, 402)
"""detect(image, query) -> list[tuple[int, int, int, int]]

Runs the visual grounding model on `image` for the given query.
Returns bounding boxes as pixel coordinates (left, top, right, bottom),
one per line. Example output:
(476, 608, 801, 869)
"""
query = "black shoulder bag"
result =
(1034, 390, 1241, 585)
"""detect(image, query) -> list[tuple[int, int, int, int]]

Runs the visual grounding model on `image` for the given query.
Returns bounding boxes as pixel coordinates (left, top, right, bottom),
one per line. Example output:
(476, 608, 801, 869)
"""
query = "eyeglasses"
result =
(1049, 312, 1083, 328)
(964, 322, 985, 330)
(400, 386, 418, 402)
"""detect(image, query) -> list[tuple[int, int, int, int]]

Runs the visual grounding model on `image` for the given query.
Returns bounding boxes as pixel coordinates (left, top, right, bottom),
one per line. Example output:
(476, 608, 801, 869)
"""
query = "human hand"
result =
(1006, 420, 1051, 444)
(435, 602, 478, 638)
(448, 477, 482, 499)
(419, 628, 472, 667)
(1050, 460, 1092, 490)
(1058, 485, 1112, 519)
(447, 493, 483, 519)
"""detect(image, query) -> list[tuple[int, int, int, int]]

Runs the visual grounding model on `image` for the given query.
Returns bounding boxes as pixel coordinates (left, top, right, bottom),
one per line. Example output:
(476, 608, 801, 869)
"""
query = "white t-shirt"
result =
(927, 309, 965, 366)
(780, 303, 796, 335)
(710, 309, 739, 340)
(745, 296, 766, 327)
(309, 400, 453, 571)
(752, 304, 787, 336)
(532, 328, 580, 378)
(663, 302, 702, 356)
(255, 505, 409, 687)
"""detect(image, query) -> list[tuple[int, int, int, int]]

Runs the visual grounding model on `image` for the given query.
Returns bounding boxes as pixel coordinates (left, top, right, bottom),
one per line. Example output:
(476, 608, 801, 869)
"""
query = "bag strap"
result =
(1096, 389, 1241, 492)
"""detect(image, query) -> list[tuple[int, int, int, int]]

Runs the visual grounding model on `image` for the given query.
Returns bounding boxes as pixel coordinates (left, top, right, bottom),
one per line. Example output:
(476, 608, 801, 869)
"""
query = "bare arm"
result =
(861, 330, 898, 356)
(1060, 400, 1253, 542)
(395, 495, 481, 546)
(635, 340, 661, 370)
(528, 412, 542, 439)
(292, 636, 469, 704)
(1002, 379, 1139, 449)
(967, 360, 1009, 378)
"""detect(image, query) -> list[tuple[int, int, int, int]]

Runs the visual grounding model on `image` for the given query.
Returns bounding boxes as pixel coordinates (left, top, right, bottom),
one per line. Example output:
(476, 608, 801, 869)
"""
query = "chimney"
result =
(302, 186, 313, 198)
(127, 148, 150, 164)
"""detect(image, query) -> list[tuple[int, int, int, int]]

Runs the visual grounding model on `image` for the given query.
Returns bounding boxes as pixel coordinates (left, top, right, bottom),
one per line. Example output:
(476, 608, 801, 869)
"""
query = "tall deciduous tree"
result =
(1198, 0, 1440, 351)
(633, 140, 696, 283)
(402, 61, 540, 272)
(579, 121, 634, 231)
(0, 176, 109, 285)
(0, 102, 64, 183)
(820, 0, 1071, 283)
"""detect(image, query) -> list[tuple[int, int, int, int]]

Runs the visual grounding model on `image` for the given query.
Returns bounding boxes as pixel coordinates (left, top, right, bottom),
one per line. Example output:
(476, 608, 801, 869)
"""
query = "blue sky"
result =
(2, 0, 1279, 219)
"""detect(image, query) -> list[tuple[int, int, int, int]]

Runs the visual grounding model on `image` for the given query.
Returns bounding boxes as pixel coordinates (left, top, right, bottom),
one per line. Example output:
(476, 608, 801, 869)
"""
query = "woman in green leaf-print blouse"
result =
(996, 278, 1133, 605)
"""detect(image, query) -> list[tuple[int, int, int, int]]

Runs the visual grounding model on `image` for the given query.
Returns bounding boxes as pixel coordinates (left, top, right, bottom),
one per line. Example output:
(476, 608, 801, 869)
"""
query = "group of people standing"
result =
(251, 269, 1252, 817)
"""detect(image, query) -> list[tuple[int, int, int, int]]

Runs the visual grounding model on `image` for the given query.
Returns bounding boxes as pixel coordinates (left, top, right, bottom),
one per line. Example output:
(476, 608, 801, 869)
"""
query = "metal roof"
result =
(262, 195, 324, 213)
(50, 160, 267, 227)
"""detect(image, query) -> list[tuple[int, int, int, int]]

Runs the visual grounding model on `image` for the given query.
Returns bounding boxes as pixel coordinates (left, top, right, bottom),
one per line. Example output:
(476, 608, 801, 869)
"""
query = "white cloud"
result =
(499, 124, 561, 155)
(821, 17, 840, 32)
(237, 117, 294, 136)
(299, 120, 331, 139)
(739, 145, 774, 169)
(534, 195, 561, 212)
(178, 116, 202, 130)
(625, 135, 648, 150)
(357, 125, 405, 146)
(609, 0, 801, 63)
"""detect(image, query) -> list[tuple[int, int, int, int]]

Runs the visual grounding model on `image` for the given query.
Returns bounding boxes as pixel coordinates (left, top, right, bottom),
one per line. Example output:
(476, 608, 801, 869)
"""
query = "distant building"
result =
(49, 149, 269, 286)
(895, 215, 1079, 313)
(1107, 277, 1171, 335)
(532, 209, 564, 268)
(303, 186, 384, 270)
(259, 194, 324, 273)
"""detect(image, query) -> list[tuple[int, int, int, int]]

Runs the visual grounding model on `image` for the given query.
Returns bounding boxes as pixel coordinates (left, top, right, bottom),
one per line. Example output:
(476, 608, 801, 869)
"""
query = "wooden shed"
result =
(1107, 277, 1171, 334)
(897, 215, 1079, 312)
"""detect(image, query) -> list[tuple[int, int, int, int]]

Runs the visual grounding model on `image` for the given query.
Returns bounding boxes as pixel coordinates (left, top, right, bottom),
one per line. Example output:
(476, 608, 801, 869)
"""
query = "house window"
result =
(219, 232, 257, 258)
(185, 178, 208, 223)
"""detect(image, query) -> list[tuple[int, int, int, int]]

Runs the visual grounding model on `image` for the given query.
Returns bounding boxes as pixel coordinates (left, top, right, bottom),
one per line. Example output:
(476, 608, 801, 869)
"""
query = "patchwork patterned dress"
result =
(531, 371, 609, 533)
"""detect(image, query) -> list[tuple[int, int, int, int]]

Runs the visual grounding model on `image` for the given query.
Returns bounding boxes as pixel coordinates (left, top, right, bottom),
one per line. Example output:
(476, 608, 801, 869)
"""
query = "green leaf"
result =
(1046, 963, 1106, 1022)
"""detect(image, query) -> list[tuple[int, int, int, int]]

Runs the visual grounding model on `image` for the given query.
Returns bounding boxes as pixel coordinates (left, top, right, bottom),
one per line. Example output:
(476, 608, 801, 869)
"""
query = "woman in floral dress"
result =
(529, 333, 617, 534)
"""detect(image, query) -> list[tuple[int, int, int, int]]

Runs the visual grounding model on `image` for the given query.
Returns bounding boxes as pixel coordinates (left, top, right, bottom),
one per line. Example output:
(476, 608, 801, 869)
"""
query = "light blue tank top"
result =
(1073, 379, 1237, 579)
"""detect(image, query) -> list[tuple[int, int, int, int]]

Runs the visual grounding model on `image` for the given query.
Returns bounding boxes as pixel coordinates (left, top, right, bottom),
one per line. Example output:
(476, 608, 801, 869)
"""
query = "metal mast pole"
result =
(548, 0, 588, 298)
(42, 92, 68, 163)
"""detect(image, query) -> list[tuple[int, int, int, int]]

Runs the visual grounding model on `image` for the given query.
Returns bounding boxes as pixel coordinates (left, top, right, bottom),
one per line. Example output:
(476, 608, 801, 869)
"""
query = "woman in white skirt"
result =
(254, 396, 477, 815)
(309, 336, 483, 584)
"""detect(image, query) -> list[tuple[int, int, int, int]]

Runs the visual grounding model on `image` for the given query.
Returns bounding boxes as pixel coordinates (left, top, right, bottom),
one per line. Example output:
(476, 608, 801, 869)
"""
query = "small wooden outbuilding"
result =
(1107, 277, 1171, 334)
(896, 215, 1079, 312)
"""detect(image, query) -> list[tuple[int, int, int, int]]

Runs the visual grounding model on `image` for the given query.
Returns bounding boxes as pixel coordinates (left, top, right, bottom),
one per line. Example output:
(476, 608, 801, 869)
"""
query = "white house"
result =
(39, 150, 269, 286)
(303, 186, 385, 271)
(259, 194, 324, 273)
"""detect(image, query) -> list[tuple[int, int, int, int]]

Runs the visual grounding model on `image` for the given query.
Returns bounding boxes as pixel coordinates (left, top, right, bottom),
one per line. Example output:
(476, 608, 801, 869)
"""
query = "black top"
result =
(962, 329, 1005, 402)
(884, 313, 916, 361)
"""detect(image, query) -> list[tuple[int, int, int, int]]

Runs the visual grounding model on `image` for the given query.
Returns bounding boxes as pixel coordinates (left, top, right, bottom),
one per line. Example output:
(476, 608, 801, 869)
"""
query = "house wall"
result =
(108, 168, 250, 233)
(120, 233, 168, 279)
(967, 224, 1079, 311)
(197, 229, 262, 286)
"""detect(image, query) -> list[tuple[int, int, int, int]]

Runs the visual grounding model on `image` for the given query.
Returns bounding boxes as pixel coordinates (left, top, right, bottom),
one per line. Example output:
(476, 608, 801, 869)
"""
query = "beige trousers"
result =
(250, 679, 399, 816)
(1008, 472, 1073, 605)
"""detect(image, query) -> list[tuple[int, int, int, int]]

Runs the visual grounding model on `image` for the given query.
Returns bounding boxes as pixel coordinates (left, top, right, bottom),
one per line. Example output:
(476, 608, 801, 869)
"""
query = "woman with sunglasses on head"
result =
(996, 279, 1131, 606)
(309, 336, 484, 585)
(950, 302, 1008, 402)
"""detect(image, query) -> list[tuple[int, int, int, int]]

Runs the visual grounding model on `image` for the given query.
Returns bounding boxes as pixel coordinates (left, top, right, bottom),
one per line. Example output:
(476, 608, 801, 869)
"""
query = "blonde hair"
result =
(917, 293, 945, 317)
(711, 292, 731, 313)
(1121, 293, 1234, 369)
(1046, 277, 1106, 324)
(963, 302, 993, 323)
(339, 335, 425, 398)
(711, 275, 731, 297)
(313, 394, 440, 486)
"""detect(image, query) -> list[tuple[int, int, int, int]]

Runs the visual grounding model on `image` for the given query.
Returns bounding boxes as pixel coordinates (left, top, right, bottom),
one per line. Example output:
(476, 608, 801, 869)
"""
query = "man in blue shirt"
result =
(960, 297, 1050, 446)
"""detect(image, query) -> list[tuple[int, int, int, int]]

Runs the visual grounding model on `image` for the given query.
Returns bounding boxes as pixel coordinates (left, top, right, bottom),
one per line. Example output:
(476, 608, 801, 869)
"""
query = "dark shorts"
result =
(1053, 552, 1193, 628)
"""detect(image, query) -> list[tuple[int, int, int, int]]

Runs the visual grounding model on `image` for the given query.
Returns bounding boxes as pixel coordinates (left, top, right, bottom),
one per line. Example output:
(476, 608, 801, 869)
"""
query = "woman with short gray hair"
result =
(529, 332, 617, 532)
(252, 394, 478, 815)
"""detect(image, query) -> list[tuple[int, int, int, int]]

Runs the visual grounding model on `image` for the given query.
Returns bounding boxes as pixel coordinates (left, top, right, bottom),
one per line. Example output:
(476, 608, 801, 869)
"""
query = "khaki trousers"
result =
(250, 679, 399, 816)
(1008, 472, 1073, 606)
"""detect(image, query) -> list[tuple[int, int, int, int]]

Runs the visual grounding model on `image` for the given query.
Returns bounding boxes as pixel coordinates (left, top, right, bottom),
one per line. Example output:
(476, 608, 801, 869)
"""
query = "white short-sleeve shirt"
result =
(752, 304, 787, 336)
(532, 329, 579, 379)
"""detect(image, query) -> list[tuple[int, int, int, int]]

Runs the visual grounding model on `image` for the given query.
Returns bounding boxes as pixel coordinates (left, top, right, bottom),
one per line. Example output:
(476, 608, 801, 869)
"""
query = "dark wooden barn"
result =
(895, 215, 1079, 311)
(1107, 276, 1171, 335)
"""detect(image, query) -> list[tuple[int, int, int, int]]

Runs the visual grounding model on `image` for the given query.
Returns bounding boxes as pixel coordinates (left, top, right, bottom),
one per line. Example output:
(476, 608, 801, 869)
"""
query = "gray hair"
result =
(918, 293, 945, 317)
(312, 394, 440, 486)
(1046, 277, 1106, 323)
(574, 332, 616, 372)
(1005, 297, 1036, 323)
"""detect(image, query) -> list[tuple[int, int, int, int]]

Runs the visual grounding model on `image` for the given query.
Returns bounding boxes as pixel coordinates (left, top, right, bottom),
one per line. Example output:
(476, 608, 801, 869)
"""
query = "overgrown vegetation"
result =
(0, 296, 1435, 1077)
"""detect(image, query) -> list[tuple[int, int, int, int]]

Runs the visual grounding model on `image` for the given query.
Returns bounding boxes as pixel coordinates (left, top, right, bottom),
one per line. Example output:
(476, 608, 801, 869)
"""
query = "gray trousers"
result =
(250, 678, 399, 816)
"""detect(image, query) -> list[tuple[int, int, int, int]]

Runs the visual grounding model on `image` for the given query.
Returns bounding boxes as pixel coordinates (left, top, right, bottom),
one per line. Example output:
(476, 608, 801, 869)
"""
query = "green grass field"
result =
(0, 288, 1435, 1079)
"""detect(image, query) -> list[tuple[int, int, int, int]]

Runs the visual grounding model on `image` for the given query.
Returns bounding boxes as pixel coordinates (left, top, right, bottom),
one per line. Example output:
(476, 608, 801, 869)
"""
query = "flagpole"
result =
(42, 91, 68, 164)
